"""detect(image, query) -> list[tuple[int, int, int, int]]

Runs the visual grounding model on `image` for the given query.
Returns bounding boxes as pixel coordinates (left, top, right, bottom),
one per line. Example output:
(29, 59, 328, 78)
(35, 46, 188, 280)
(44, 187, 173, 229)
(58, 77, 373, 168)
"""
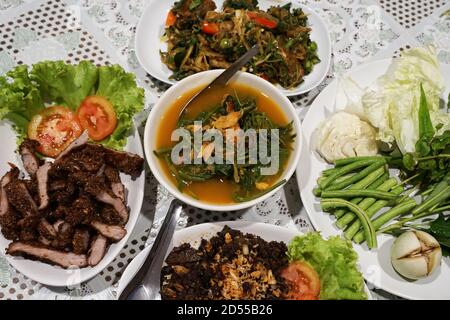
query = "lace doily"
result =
(0, 0, 449, 300)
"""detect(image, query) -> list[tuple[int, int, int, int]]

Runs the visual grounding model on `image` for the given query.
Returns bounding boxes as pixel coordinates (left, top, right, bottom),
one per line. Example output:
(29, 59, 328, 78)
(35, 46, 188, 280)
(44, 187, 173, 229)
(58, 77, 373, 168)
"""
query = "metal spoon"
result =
(118, 199, 183, 300)
(179, 44, 260, 116)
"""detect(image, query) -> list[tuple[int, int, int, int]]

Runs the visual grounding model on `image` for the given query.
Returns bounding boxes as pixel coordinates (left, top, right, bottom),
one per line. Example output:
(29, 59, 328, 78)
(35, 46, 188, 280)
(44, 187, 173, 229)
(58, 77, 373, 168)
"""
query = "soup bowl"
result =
(144, 70, 302, 211)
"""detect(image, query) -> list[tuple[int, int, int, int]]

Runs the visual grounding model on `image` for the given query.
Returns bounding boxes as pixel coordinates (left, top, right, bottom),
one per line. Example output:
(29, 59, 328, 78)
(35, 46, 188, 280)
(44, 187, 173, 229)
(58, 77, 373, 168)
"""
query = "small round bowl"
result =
(144, 70, 302, 211)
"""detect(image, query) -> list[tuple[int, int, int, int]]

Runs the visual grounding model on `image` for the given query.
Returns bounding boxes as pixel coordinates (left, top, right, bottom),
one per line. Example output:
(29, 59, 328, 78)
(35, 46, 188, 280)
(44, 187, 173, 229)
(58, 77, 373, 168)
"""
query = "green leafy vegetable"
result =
(0, 65, 44, 140)
(30, 60, 98, 109)
(0, 61, 144, 151)
(95, 65, 145, 150)
(189, 0, 202, 10)
(288, 232, 367, 300)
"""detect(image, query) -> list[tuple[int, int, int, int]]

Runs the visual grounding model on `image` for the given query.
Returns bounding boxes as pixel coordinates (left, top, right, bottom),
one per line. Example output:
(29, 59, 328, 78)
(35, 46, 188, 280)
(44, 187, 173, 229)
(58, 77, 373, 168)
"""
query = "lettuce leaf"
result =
(30, 60, 98, 109)
(288, 232, 367, 300)
(0, 65, 44, 140)
(360, 47, 450, 154)
(95, 65, 145, 150)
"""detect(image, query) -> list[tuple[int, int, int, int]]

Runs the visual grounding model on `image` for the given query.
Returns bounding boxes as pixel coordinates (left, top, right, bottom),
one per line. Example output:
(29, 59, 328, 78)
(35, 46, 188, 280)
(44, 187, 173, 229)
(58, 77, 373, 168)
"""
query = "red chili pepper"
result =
(201, 21, 220, 35)
(247, 11, 278, 29)
(165, 10, 176, 27)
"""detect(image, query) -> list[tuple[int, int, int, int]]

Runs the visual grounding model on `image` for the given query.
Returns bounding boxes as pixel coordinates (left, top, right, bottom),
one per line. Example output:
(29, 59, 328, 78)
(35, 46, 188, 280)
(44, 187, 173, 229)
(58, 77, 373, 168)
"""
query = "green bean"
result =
(353, 199, 417, 243)
(321, 189, 397, 201)
(317, 174, 354, 188)
(321, 167, 341, 176)
(372, 199, 417, 230)
(337, 178, 397, 230)
(325, 160, 387, 191)
(333, 156, 387, 167)
(321, 199, 377, 249)
(333, 171, 388, 218)
(313, 187, 322, 197)
(412, 185, 450, 216)
(346, 185, 404, 240)
(319, 159, 385, 190)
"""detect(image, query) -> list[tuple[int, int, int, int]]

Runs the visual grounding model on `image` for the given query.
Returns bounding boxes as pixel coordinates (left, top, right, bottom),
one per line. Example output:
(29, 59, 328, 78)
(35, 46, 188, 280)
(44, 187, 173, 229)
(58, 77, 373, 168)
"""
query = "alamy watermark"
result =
(170, 121, 281, 175)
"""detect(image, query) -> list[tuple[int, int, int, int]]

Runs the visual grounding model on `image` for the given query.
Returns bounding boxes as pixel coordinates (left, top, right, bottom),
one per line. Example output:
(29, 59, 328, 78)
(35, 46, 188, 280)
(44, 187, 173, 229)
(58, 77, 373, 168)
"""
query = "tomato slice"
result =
(247, 12, 278, 29)
(281, 261, 321, 300)
(166, 10, 176, 27)
(77, 96, 117, 141)
(201, 21, 220, 35)
(28, 106, 83, 158)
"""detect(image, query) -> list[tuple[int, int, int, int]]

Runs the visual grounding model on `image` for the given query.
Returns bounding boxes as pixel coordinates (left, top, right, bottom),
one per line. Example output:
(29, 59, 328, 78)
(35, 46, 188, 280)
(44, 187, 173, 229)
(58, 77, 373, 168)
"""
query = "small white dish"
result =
(135, 0, 331, 96)
(143, 70, 302, 212)
(0, 124, 145, 287)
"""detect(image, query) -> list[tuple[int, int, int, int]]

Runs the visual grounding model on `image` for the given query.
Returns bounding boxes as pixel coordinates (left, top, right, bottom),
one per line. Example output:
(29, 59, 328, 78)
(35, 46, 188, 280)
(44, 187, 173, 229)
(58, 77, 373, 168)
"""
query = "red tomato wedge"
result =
(247, 12, 278, 29)
(166, 10, 176, 27)
(201, 21, 220, 35)
(28, 106, 83, 158)
(77, 96, 117, 141)
(281, 261, 321, 300)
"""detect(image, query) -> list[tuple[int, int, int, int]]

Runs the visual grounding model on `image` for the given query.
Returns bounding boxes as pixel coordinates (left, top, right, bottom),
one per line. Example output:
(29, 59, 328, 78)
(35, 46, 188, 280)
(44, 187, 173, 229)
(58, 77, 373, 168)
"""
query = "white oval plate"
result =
(0, 123, 145, 287)
(297, 59, 450, 300)
(117, 221, 371, 299)
(135, 0, 331, 96)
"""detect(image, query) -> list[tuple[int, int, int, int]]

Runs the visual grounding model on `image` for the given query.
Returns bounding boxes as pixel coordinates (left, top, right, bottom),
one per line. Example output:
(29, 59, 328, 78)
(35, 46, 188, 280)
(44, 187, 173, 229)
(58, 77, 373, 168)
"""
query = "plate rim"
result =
(134, 0, 332, 96)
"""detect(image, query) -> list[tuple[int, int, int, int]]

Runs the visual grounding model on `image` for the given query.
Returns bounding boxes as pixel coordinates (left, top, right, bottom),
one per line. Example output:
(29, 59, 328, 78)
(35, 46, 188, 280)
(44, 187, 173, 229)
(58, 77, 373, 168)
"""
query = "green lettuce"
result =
(287, 232, 367, 300)
(96, 65, 145, 150)
(360, 46, 450, 154)
(30, 60, 98, 109)
(0, 61, 144, 151)
(0, 65, 44, 140)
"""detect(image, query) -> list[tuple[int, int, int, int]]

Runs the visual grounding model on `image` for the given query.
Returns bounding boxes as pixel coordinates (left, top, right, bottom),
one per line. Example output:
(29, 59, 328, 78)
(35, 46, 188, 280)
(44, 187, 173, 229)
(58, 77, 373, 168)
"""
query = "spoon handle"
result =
(118, 199, 183, 300)
(208, 44, 260, 87)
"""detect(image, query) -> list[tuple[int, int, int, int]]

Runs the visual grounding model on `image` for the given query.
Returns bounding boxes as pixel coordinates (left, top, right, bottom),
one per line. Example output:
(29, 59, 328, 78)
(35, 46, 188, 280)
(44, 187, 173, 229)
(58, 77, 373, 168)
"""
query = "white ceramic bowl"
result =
(144, 70, 302, 211)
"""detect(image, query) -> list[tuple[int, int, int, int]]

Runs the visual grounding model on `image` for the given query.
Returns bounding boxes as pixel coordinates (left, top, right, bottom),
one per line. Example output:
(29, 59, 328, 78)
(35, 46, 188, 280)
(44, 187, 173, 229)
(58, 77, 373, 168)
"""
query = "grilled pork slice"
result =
(87, 235, 108, 266)
(72, 228, 90, 254)
(4, 180, 38, 216)
(0, 166, 19, 216)
(105, 166, 126, 201)
(7, 241, 88, 268)
(85, 180, 128, 224)
(103, 147, 144, 179)
(19, 139, 41, 177)
(36, 162, 51, 210)
(90, 221, 126, 242)
(55, 130, 89, 162)
(37, 219, 57, 239)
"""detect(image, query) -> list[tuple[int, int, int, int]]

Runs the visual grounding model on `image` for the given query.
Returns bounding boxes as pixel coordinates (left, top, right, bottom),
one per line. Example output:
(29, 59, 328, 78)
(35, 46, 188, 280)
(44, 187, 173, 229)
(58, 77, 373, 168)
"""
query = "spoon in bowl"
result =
(179, 44, 260, 117)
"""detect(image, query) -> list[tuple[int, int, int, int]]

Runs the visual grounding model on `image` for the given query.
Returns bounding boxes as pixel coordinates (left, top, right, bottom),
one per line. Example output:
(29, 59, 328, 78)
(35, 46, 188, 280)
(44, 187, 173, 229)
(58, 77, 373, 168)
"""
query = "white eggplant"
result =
(391, 230, 442, 280)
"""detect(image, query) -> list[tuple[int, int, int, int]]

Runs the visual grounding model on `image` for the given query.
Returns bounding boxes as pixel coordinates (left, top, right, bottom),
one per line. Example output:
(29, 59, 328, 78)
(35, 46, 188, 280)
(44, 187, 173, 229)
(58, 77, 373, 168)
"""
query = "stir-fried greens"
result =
(155, 91, 295, 202)
(161, 0, 319, 89)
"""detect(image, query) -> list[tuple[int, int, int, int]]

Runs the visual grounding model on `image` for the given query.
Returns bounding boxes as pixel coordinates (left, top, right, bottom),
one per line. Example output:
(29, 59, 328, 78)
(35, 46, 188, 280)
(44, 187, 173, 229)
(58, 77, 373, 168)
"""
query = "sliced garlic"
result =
(391, 230, 442, 280)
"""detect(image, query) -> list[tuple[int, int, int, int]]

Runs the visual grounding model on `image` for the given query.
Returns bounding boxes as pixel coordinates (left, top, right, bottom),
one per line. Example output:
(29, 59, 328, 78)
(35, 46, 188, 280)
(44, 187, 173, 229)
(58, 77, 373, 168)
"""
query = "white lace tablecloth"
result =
(0, 0, 448, 300)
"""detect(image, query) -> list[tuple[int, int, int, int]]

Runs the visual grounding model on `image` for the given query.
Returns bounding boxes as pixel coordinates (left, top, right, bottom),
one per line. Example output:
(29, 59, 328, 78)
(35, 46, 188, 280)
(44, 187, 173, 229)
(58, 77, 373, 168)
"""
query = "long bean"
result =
(319, 159, 385, 189)
(345, 185, 404, 240)
(333, 156, 387, 167)
(334, 171, 388, 218)
(325, 160, 387, 191)
(337, 178, 397, 230)
(353, 191, 412, 244)
(372, 199, 417, 230)
(321, 189, 397, 201)
(317, 174, 354, 188)
(321, 198, 377, 249)
(412, 185, 450, 216)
